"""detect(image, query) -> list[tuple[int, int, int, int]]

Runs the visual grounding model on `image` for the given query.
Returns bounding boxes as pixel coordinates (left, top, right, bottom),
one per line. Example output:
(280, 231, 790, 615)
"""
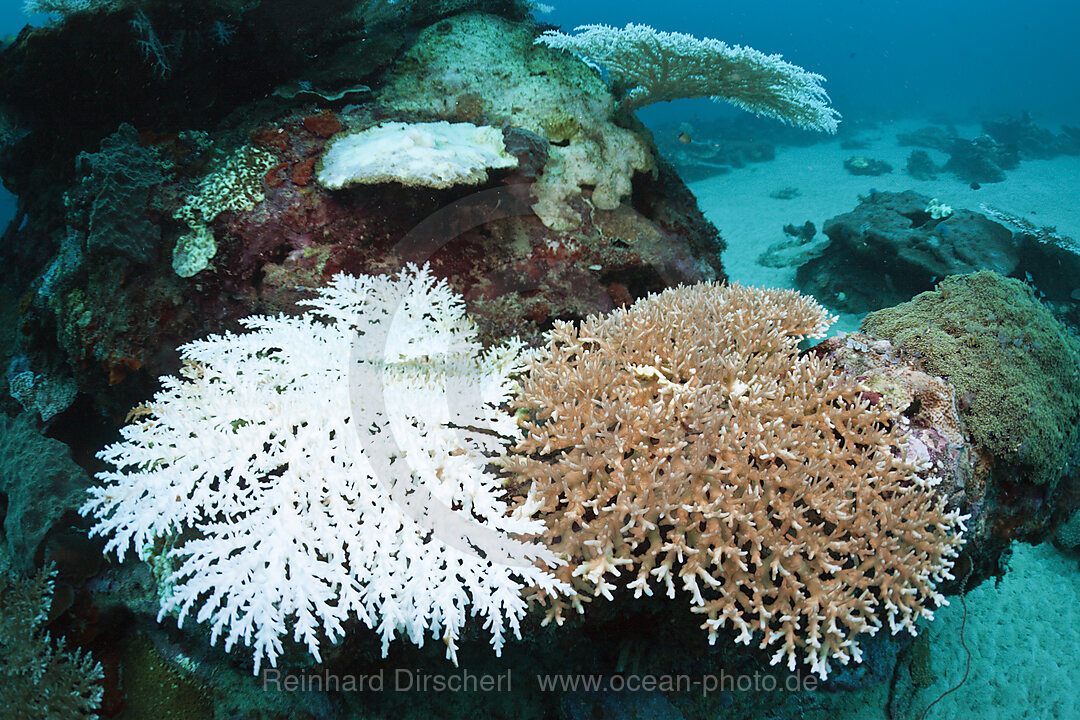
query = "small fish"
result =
(970, 181, 981, 190)
(677, 132, 692, 144)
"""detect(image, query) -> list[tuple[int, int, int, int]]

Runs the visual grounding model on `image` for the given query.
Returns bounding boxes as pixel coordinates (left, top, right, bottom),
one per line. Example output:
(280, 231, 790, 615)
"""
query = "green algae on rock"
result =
(862, 271, 1080, 487)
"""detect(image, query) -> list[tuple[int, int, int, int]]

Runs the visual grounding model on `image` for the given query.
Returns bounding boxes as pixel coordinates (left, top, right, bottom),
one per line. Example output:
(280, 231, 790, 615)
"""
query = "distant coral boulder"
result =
(796, 190, 1018, 312)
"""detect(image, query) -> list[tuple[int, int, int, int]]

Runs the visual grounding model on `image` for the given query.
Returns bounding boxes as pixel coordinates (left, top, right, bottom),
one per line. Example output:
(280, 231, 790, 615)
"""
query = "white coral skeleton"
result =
(82, 265, 565, 673)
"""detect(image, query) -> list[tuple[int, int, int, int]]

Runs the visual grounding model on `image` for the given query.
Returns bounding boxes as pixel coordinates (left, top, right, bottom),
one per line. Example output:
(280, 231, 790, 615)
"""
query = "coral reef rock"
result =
(796, 190, 1019, 313)
(862, 271, 1080, 544)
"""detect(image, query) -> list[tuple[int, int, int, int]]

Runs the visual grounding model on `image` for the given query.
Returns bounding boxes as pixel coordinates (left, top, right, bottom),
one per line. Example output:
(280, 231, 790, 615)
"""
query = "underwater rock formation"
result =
(380, 14, 660, 232)
(651, 114, 825, 183)
(0, 7, 724, 419)
(862, 271, 1080, 543)
(905, 148, 940, 180)
(796, 190, 1019, 313)
(982, 112, 1080, 160)
(0, 413, 91, 572)
(943, 134, 1017, 184)
(842, 155, 892, 176)
(978, 203, 1080, 329)
(894, 115, 1080, 185)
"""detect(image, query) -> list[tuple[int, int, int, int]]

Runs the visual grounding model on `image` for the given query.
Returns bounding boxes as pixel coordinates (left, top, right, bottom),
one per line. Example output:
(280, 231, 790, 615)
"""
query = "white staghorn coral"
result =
(82, 265, 565, 673)
(536, 23, 840, 133)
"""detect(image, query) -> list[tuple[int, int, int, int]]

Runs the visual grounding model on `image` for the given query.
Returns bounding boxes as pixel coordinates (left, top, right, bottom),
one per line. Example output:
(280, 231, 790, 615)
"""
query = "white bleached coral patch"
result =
(317, 120, 518, 190)
(82, 265, 564, 673)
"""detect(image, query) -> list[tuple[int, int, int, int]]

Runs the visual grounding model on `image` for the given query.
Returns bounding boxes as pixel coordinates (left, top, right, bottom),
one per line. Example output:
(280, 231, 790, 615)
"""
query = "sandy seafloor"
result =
(690, 117, 1080, 333)
(686, 117, 1080, 718)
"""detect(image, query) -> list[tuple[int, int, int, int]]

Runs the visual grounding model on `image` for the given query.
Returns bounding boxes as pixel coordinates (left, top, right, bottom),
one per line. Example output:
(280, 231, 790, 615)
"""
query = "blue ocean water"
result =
(542, 0, 1080, 122)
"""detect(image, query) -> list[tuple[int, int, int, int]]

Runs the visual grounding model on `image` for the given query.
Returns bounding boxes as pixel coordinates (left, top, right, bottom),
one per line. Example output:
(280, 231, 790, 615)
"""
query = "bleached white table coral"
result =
(82, 265, 565, 673)
(537, 24, 840, 133)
